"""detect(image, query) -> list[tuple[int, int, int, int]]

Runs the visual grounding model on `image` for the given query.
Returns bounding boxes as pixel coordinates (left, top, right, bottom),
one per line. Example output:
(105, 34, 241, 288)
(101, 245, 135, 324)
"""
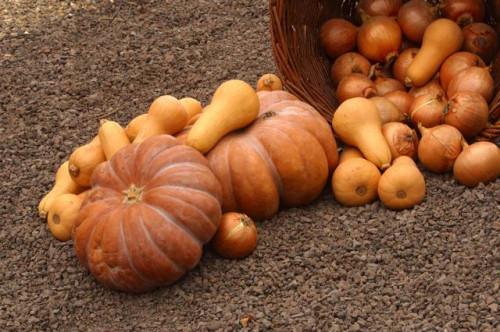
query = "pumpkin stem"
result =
(123, 184, 144, 204)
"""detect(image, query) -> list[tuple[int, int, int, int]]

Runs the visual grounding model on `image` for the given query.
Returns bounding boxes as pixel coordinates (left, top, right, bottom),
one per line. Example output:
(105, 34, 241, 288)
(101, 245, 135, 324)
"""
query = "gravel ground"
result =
(1, 1, 499, 331)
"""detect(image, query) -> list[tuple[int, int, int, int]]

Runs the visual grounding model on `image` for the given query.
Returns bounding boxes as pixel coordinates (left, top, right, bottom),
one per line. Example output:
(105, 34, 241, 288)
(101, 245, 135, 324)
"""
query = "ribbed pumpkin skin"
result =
(73, 135, 222, 293)
(207, 91, 338, 221)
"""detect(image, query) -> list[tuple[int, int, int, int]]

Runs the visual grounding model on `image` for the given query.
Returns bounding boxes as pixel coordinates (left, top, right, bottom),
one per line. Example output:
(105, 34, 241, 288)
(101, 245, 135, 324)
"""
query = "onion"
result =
(371, 96, 406, 124)
(417, 124, 464, 173)
(439, 52, 485, 91)
(444, 92, 489, 138)
(358, 0, 403, 21)
(441, 0, 485, 26)
(397, 0, 438, 43)
(453, 141, 500, 187)
(462, 23, 499, 63)
(385, 90, 414, 117)
(410, 93, 446, 128)
(211, 212, 258, 259)
(382, 122, 418, 159)
(447, 66, 494, 102)
(330, 52, 372, 87)
(374, 76, 405, 96)
(337, 73, 377, 102)
(410, 79, 445, 98)
(357, 16, 402, 63)
(320, 19, 358, 58)
(393, 48, 418, 84)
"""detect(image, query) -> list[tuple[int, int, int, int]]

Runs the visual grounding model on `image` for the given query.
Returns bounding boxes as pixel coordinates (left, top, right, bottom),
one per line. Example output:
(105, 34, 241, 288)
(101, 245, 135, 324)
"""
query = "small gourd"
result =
(47, 192, 86, 241)
(68, 136, 106, 187)
(125, 114, 148, 141)
(98, 119, 131, 160)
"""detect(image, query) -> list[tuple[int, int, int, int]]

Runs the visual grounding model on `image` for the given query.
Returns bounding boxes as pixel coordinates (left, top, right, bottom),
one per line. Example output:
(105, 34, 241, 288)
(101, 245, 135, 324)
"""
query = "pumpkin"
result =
(204, 90, 338, 221)
(73, 135, 223, 293)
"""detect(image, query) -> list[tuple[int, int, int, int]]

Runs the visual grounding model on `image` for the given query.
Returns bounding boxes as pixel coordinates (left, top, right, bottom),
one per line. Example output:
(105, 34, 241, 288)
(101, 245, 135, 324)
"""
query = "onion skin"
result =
(410, 93, 446, 128)
(337, 73, 377, 102)
(409, 79, 445, 98)
(445, 92, 489, 138)
(393, 48, 418, 84)
(374, 77, 405, 96)
(382, 122, 418, 159)
(453, 142, 500, 187)
(330, 52, 371, 87)
(357, 16, 402, 63)
(447, 66, 494, 102)
(398, 0, 438, 43)
(462, 23, 499, 63)
(320, 19, 358, 58)
(417, 124, 464, 173)
(441, 0, 485, 27)
(439, 52, 485, 92)
(371, 97, 406, 124)
(358, 0, 403, 21)
(211, 212, 258, 259)
(385, 90, 414, 117)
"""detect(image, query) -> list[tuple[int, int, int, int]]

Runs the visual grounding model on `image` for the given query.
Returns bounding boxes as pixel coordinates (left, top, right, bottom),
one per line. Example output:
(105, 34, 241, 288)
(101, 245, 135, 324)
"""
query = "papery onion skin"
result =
(374, 77, 405, 96)
(462, 23, 499, 63)
(453, 142, 500, 187)
(385, 90, 414, 117)
(331, 52, 372, 87)
(393, 48, 418, 84)
(410, 79, 445, 98)
(417, 124, 464, 173)
(447, 66, 494, 102)
(382, 122, 418, 159)
(441, 0, 485, 27)
(398, 0, 438, 43)
(337, 73, 377, 102)
(320, 19, 358, 58)
(410, 93, 446, 128)
(371, 96, 406, 124)
(358, 0, 403, 21)
(439, 52, 485, 92)
(211, 212, 258, 259)
(445, 92, 489, 138)
(357, 16, 402, 63)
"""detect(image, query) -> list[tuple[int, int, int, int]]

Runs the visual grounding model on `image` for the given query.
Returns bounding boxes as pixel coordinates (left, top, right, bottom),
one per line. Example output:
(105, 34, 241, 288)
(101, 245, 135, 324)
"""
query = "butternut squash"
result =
(256, 73, 283, 91)
(405, 19, 464, 87)
(125, 114, 148, 141)
(134, 95, 189, 143)
(332, 97, 392, 169)
(98, 119, 131, 160)
(38, 161, 84, 219)
(47, 193, 85, 242)
(68, 136, 105, 187)
(187, 112, 202, 126)
(332, 147, 381, 206)
(378, 156, 426, 210)
(179, 97, 202, 119)
(186, 80, 260, 154)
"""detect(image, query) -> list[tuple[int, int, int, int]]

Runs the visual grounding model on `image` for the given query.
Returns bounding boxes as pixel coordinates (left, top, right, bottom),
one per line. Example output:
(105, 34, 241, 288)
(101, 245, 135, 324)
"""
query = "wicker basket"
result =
(270, 0, 500, 143)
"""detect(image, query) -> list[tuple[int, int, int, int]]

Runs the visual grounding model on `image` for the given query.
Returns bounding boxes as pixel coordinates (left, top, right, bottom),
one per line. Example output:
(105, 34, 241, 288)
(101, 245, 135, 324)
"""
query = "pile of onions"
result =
(410, 79, 445, 98)
(453, 142, 500, 187)
(393, 48, 418, 84)
(397, 0, 438, 43)
(374, 77, 405, 95)
(445, 92, 489, 138)
(371, 96, 406, 124)
(358, 0, 403, 21)
(410, 93, 446, 128)
(357, 16, 402, 63)
(462, 23, 499, 63)
(441, 0, 485, 26)
(385, 90, 414, 116)
(417, 124, 464, 173)
(382, 122, 418, 159)
(439, 52, 485, 91)
(330, 52, 371, 86)
(320, 19, 358, 58)
(447, 66, 494, 102)
(337, 73, 377, 102)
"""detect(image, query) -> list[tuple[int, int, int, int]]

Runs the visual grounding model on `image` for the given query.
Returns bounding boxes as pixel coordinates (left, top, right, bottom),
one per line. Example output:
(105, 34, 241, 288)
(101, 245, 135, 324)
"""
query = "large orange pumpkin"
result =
(205, 90, 338, 220)
(72, 135, 223, 293)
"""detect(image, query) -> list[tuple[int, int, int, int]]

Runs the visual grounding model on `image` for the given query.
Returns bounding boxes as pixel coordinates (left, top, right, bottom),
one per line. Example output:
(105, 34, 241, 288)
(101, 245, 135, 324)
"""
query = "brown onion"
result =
(371, 96, 406, 124)
(410, 79, 445, 98)
(398, 0, 438, 43)
(447, 66, 494, 102)
(320, 19, 358, 58)
(382, 122, 418, 159)
(357, 16, 402, 63)
(410, 93, 446, 128)
(337, 73, 377, 102)
(444, 91, 489, 138)
(417, 124, 464, 173)
(441, 0, 485, 26)
(211, 212, 258, 259)
(385, 90, 414, 116)
(462, 23, 499, 63)
(374, 76, 405, 96)
(358, 0, 403, 21)
(439, 52, 485, 91)
(453, 141, 500, 187)
(393, 48, 418, 84)
(330, 52, 372, 87)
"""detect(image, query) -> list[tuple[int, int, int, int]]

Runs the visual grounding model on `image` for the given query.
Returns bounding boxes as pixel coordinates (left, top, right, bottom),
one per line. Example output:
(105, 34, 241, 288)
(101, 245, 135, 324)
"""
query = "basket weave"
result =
(270, 0, 500, 143)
